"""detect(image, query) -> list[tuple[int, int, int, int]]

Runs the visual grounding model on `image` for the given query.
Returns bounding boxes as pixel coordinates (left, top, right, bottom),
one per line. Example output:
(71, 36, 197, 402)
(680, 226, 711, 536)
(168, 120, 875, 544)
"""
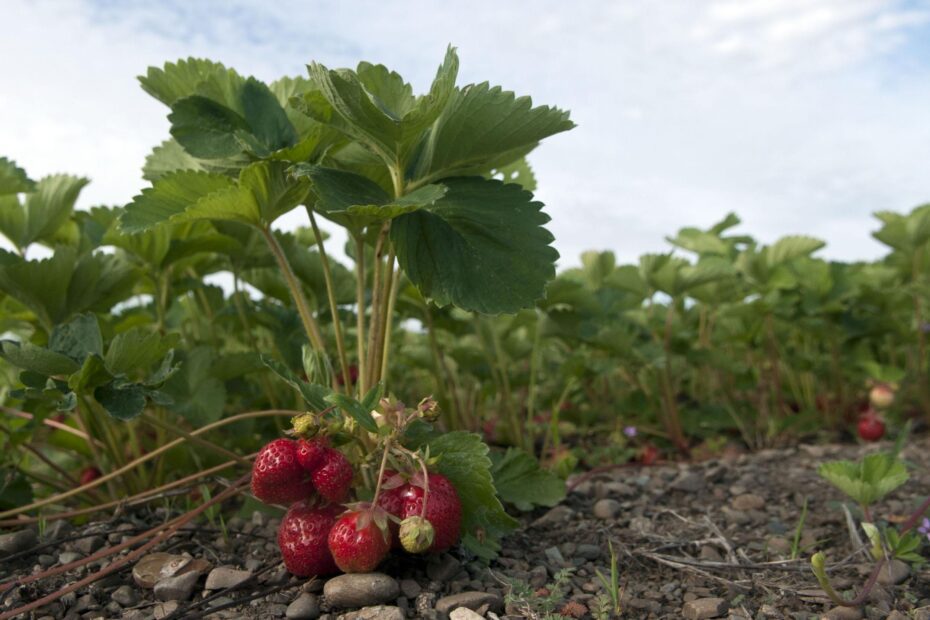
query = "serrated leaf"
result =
(261, 354, 331, 411)
(0, 341, 80, 375)
(0, 175, 89, 251)
(122, 171, 235, 233)
(489, 157, 536, 192)
(766, 235, 825, 267)
(139, 58, 243, 107)
(105, 328, 179, 376)
(324, 392, 379, 433)
(0, 157, 35, 195)
(391, 177, 557, 313)
(68, 353, 113, 392)
(143, 139, 207, 181)
(817, 453, 908, 505)
(409, 431, 518, 559)
(417, 81, 573, 180)
(170, 95, 252, 159)
(49, 313, 102, 363)
(490, 448, 566, 511)
(95, 382, 147, 420)
(400, 46, 459, 142)
(161, 347, 226, 426)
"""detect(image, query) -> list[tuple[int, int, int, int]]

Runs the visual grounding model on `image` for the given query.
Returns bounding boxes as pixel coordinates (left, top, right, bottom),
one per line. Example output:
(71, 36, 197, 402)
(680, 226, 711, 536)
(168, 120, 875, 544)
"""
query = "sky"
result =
(3, 0, 930, 266)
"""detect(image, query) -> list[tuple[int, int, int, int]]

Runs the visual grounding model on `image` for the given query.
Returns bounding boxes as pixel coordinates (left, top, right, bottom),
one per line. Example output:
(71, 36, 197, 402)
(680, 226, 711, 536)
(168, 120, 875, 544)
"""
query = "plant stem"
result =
(374, 251, 397, 388)
(306, 207, 351, 394)
(365, 223, 391, 388)
(259, 226, 325, 353)
(354, 234, 368, 396)
(370, 437, 392, 507)
(142, 413, 249, 465)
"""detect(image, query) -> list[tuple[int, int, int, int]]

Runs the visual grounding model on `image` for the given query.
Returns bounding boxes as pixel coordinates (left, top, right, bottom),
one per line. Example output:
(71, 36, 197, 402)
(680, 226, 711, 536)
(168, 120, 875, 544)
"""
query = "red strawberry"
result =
(296, 437, 329, 472)
(639, 443, 659, 465)
(857, 410, 886, 442)
(278, 500, 341, 577)
(311, 448, 354, 504)
(251, 438, 315, 505)
(335, 364, 359, 387)
(377, 472, 462, 552)
(327, 506, 391, 573)
(79, 466, 101, 486)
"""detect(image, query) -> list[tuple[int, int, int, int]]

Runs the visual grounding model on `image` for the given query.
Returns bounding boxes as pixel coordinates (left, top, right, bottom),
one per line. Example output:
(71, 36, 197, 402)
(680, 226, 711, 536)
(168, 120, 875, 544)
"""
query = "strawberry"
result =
(278, 500, 341, 577)
(79, 466, 101, 486)
(251, 438, 315, 505)
(377, 472, 462, 552)
(335, 364, 359, 387)
(311, 448, 354, 504)
(639, 443, 659, 465)
(857, 410, 886, 442)
(869, 384, 895, 410)
(296, 437, 329, 472)
(327, 506, 391, 573)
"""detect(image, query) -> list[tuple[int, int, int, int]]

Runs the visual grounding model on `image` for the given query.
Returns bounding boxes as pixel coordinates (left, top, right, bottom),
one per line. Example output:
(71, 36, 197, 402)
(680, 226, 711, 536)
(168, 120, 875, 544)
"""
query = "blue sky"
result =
(3, 0, 930, 265)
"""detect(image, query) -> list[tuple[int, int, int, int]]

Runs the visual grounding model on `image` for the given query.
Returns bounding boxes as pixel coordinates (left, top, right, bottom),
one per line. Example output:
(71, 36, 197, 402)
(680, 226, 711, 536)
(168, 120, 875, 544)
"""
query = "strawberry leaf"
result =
(490, 448, 565, 511)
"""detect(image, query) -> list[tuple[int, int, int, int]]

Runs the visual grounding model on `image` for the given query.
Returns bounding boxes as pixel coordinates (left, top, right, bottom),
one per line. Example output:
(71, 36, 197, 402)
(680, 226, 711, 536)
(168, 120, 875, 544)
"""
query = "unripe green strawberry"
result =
(251, 438, 314, 505)
(399, 516, 434, 554)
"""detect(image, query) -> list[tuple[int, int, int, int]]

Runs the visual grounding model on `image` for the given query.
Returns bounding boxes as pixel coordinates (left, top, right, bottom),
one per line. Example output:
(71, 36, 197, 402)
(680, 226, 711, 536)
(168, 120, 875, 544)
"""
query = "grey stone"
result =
(286, 593, 320, 619)
(450, 608, 485, 620)
(110, 585, 138, 607)
(205, 566, 252, 590)
(400, 578, 422, 599)
(0, 529, 36, 554)
(435, 592, 503, 616)
(575, 544, 601, 560)
(530, 505, 574, 527)
(822, 607, 863, 620)
(671, 471, 704, 492)
(592, 499, 621, 520)
(682, 597, 728, 619)
(343, 606, 405, 620)
(323, 573, 399, 608)
(730, 493, 765, 511)
(155, 570, 200, 601)
(877, 559, 910, 585)
(75, 535, 104, 555)
(59, 551, 83, 564)
(543, 546, 564, 564)
(153, 601, 179, 620)
(427, 554, 462, 582)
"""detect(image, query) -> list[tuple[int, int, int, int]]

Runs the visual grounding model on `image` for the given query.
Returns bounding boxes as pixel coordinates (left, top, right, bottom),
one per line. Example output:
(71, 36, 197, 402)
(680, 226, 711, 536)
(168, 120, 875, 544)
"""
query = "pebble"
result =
(671, 471, 705, 492)
(286, 593, 320, 619)
(132, 553, 192, 589)
(575, 543, 601, 560)
(59, 551, 83, 564)
(435, 592, 503, 615)
(530, 505, 574, 527)
(205, 566, 252, 590)
(877, 559, 910, 585)
(543, 546, 564, 564)
(342, 605, 405, 620)
(0, 529, 37, 554)
(110, 585, 138, 607)
(427, 554, 462, 582)
(821, 607, 863, 619)
(592, 498, 621, 520)
(682, 597, 729, 619)
(400, 578, 422, 599)
(323, 573, 400, 608)
(450, 608, 485, 620)
(731, 493, 765, 511)
(75, 535, 105, 555)
(155, 570, 201, 601)
(153, 601, 180, 619)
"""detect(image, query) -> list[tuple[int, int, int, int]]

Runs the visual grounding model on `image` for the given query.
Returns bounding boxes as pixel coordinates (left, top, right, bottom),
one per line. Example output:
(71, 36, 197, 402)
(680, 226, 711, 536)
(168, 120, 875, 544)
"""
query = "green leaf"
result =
(139, 58, 243, 107)
(0, 157, 35, 195)
(324, 392, 379, 434)
(94, 382, 147, 421)
(766, 236, 825, 267)
(239, 77, 298, 153)
(105, 328, 178, 376)
(399, 46, 460, 143)
(0, 467, 33, 511)
(49, 313, 102, 363)
(121, 171, 235, 233)
(817, 453, 908, 506)
(417, 82, 573, 179)
(489, 157, 536, 192)
(292, 164, 389, 215)
(490, 448, 566, 511)
(170, 95, 252, 159)
(0, 341, 80, 375)
(0, 175, 89, 251)
(143, 139, 207, 181)
(410, 431, 518, 559)
(161, 347, 225, 426)
(68, 354, 113, 392)
(261, 354, 331, 411)
(391, 177, 557, 313)
(345, 184, 448, 221)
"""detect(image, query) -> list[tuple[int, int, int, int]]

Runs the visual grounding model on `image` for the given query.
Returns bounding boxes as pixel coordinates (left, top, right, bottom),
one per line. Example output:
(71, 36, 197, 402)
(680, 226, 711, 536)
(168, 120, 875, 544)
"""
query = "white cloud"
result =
(2, 0, 929, 267)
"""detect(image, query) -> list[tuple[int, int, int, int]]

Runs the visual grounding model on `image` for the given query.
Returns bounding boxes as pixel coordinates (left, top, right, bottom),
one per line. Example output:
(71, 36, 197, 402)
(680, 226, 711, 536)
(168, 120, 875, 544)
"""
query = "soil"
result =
(2, 437, 929, 620)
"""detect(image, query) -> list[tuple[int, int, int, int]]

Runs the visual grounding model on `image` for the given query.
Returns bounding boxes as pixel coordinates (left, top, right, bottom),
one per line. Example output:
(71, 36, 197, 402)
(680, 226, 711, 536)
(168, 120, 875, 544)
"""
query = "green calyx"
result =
(399, 516, 434, 554)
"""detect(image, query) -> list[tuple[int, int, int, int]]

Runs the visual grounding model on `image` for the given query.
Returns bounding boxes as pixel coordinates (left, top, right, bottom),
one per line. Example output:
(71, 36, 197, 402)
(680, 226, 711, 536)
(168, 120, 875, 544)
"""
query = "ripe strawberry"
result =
(79, 466, 101, 486)
(377, 472, 462, 552)
(327, 507, 391, 573)
(857, 411, 886, 442)
(639, 443, 659, 465)
(311, 448, 354, 504)
(296, 437, 329, 472)
(278, 500, 341, 577)
(251, 438, 315, 505)
(335, 364, 359, 387)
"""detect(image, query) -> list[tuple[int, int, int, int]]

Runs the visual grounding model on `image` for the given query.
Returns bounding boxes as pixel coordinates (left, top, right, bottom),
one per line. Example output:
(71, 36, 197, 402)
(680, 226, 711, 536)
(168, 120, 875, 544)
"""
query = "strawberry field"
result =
(1, 48, 929, 620)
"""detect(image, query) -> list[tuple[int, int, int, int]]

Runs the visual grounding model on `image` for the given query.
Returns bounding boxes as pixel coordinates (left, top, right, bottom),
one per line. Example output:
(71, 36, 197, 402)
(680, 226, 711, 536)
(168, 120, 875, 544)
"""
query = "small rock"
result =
(682, 597, 728, 619)
(0, 529, 37, 554)
(344, 606, 404, 620)
(427, 554, 462, 582)
(699, 546, 723, 562)
(877, 559, 910, 585)
(543, 546, 564, 564)
(153, 601, 180, 620)
(400, 579, 422, 599)
(885, 612, 908, 620)
(75, 535, 105, 555)
(671, 471, 704, 492)
(435, 592, 503, 615)
(59, 551, 83, 564)
(111, 585, 138, 607)
(731, 494, 765, 511)
(155, 570, 201, 601)
(530, 505, 574, 527)
(323, 573, 399, 608)
(913, 608, 930, 620)
(450, 608, 485, 620)
(822, 607, 863, 620)
(286, 593, 320, 619)
(592, 499, 621, 520)
(766, 536, 792, 555)
(205, 566, 252, 590)
(575, 544, 601, 561)
(133, 553, 192, 589)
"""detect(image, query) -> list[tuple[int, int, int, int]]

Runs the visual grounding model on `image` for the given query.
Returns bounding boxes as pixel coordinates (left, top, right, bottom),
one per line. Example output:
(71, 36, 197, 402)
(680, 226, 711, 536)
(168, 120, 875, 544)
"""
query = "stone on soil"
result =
(323, 573, 399, 608)
(110, 584, 138, 607)
(450, 608, 485, 620)
(342, 605, 405, 620)
(286, 592, 320, 619)
(822, 607, 863, 619)
(877, 559, 910, 585)
(731, 493, 765, 511)
(682, 597, 728, 619)
(154, 570, 201, 601)
(435, 592, 503, 615)
(0, 529, 36, 554)
(204, 566, 252, 590)
(592, 498, 621, 520)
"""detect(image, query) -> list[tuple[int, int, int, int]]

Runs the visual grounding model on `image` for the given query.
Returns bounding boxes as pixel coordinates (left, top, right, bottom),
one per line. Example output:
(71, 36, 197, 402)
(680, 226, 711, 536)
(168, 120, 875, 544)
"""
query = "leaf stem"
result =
(354, 234, 368, 396)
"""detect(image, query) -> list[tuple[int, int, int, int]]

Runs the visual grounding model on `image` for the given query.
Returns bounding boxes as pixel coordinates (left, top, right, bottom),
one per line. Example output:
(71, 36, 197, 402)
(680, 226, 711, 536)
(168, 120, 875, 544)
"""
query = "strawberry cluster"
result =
(250, 424, 462, 577)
